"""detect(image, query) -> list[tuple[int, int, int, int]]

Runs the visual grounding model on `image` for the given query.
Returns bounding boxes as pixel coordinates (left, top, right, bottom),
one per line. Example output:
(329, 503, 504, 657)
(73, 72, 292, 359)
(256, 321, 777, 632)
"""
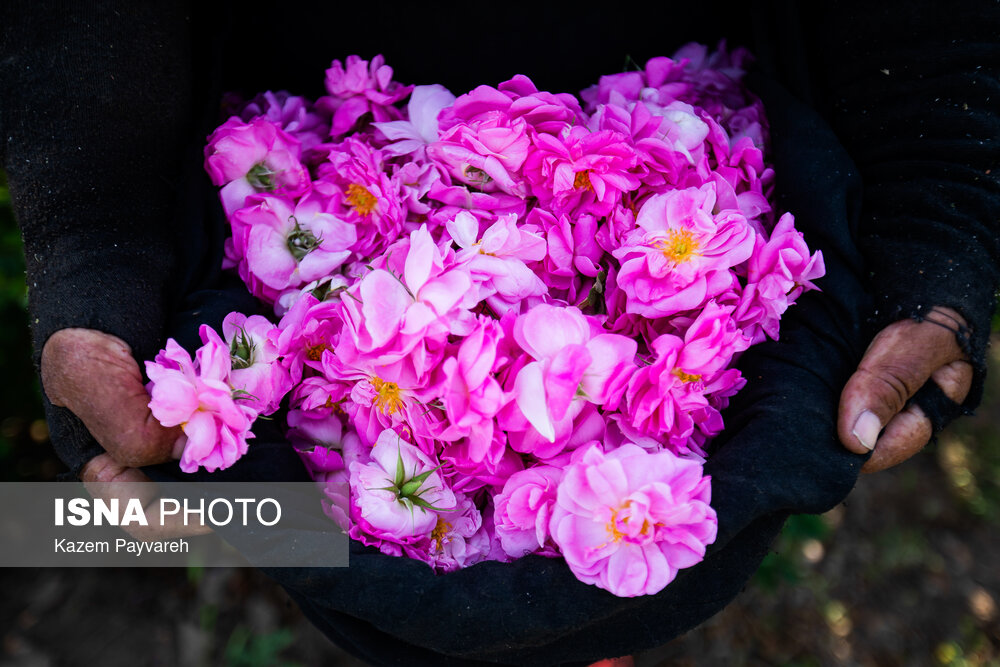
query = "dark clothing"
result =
(2, 2, 998, 665)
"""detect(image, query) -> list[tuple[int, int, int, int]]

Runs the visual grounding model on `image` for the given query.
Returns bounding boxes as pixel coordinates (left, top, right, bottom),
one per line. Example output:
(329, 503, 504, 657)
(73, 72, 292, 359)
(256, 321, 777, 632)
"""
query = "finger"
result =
(41, 328, 132, 407)
(931, 359, 974, 404)
(98, 372, 184, 468)
(80, 454, 212, 539)
(860, 358, 974, 473)
(41, 328, 182, 467)
(837, 312, 966, 455)
(861, 403, 933, 473)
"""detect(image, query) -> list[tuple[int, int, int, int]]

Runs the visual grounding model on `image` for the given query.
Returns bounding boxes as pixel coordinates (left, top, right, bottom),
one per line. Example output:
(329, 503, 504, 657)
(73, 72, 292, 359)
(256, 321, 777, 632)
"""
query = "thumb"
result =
(838, 309, 966, 455)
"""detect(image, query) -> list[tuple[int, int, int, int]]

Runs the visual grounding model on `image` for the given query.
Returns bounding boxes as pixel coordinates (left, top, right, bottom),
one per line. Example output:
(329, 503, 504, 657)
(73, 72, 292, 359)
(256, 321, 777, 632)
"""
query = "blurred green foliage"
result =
(935, 615, 998, 667)
(937, 361, 1000, 524)
(0, 172, 28, 309)
(224, 626, 300, 667)
(0, 169, 56, 480)
(754, 513, 832, 590)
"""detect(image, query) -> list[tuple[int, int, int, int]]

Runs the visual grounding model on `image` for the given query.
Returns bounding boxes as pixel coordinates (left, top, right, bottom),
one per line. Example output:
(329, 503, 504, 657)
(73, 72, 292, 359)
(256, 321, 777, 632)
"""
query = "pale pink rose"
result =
(232, 194, 355, 302)
(446, 212, 548, 314)
(145, 328, 255, 474)
(493, 465, 564, 558)
(204, 117, 310, 216)
(374, 84, 456, 158)
(549, 443, 717, 597)
(505, 305, 635, 453)
(221, 312, 291, 415)
(338, 225, 475, 365)
(348, 429, 456, 546)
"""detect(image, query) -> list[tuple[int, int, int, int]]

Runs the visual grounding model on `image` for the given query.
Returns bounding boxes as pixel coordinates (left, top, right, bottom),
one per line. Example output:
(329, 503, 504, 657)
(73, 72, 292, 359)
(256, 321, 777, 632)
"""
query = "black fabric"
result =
(2, 1, 999, 664)
(4, 0, 998, 476)
(910, 381, 970, 435)
(148, 23, 871, 667)
(141, 73, 868, 666)
(828, 3, 1000, 423)
(1, 3, 195, 475)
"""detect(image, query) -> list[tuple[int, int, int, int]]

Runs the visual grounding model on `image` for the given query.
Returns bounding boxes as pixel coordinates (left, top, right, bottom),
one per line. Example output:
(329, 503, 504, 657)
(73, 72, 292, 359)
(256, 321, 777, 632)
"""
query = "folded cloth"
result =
(145, 74, 870, 667)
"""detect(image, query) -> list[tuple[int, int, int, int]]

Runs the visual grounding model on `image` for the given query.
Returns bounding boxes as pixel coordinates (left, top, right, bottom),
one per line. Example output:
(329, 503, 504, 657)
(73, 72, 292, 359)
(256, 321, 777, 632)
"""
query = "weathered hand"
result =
(838, 307, 973, 472)
(41, 327, 183, 467)
(80, 453, 212, 538)
(42, 328, 209, 537)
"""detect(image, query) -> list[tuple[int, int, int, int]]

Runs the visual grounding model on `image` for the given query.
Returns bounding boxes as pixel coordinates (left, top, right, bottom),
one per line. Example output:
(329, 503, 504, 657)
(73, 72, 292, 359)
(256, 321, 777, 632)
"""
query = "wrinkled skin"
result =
(40, 328, 209, 537)
(837, 307, 973, 473)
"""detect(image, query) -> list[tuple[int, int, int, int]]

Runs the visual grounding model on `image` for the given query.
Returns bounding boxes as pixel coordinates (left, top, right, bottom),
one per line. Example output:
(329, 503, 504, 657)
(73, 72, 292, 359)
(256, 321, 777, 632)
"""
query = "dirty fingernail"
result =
(852, 410, 881, 451)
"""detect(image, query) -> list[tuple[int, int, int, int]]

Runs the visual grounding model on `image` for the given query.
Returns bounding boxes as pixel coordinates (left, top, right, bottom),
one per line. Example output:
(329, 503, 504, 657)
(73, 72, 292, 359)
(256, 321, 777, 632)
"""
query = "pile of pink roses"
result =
(146, 45, 824, 598)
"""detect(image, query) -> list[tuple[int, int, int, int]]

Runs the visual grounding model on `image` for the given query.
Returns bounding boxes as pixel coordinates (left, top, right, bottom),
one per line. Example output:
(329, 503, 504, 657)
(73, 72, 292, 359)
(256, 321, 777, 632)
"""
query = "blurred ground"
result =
(2, 171, 999, 666)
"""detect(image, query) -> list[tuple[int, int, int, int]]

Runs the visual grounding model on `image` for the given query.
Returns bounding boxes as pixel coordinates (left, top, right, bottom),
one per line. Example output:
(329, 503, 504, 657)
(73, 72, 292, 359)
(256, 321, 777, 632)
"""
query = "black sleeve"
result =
(807, 1, 1000, 411)
(0, 2, 195, 474)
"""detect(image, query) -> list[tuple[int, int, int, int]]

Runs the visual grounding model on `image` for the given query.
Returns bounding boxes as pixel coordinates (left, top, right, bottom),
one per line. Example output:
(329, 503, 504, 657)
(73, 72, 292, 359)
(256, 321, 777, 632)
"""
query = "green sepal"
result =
(229, 327, 255, 370)
(393, 447, 406, 488)
(247, 162, 276, 191)
(399, 464, 442, 497)
(408, 495, 454, 513)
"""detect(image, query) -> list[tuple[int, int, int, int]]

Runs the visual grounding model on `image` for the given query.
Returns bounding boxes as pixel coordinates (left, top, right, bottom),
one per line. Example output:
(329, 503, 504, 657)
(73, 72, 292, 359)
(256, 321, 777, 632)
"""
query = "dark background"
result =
(1, 170, 999, 666)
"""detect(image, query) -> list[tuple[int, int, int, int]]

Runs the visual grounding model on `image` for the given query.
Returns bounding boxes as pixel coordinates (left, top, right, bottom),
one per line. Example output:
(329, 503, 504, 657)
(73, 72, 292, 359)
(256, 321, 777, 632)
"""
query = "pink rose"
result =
(549, 443, 717, 597)
(493, 465, 564, 558)
(204, 117, 309, 216)
(145, 328, 255, 474)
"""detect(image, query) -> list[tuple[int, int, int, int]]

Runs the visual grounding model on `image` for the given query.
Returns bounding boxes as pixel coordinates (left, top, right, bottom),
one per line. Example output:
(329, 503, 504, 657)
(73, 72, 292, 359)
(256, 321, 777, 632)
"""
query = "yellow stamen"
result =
(431, 517, 451, 552)
(605, 502, 653, 544)
(672, 368, 702, 383)
(346, 183, 377, 216)
(656, 229, 700, 263)
(624, 194, 640, 218)
(573, 170, 593, 191)
(305, 342, 330, 362)
(606, 507, 625, 543)
(371, 376, 404, 416)
(323, 396, 345, 414)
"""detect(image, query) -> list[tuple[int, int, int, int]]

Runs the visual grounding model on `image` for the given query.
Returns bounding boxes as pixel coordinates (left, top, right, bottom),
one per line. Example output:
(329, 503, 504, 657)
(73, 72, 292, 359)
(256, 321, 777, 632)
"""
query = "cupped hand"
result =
(41, 327, 183, 469)
(838, 307, 973, 472)
(41, 328, 209, 537)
